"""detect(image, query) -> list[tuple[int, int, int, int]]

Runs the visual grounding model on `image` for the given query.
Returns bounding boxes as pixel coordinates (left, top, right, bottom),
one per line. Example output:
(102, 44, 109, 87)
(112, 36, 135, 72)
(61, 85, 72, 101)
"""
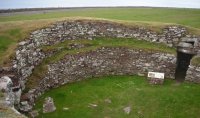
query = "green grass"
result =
(0, 29, 22, 52)
(0, 35, 13, 52)
(7, 28, 21, 37)
(0, 8, 200, 28)
(26, 37, 176, 90)
(34, 75, 200, 118)
(43, 38, 176, 54)
(0, 28, 23, 65)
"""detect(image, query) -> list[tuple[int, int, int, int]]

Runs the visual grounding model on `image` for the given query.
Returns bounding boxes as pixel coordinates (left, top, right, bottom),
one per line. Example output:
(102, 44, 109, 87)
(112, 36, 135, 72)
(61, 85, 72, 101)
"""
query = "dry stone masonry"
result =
(1, 19, 200, 114)
(13, 20, 200, 89)
(185, 65, 200, 83)
(36, 47, 176, 93)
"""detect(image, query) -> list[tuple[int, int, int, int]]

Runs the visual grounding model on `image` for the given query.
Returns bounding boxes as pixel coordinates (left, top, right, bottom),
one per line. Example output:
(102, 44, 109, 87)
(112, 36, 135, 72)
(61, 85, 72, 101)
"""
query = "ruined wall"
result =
(19, 47, 176, 112)
(14, 20, 192, 90)
(9, 19, 200, 113)
(40, 47, 176, 90)
(185, 64, 200, 83)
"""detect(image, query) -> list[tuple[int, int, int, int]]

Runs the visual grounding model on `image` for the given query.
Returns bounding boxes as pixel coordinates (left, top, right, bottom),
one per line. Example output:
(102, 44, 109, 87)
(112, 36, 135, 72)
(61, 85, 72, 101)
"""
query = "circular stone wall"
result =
(8, 19, 200, 112)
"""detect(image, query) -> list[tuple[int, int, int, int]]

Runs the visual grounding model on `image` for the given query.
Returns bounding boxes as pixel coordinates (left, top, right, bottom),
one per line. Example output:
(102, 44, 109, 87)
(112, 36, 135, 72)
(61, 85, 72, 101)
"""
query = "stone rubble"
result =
(148, 78, 164, 85)
(185, 65, 200, 83)
(0, 76, 21, 109)
(43, 97, 56, 113)
(19, 101, 32, 112)
(88, 103, 98, 108)
(123, 106, 131, 114)
(0, 76, 12, 92)
(29, 110, 39, 118)
(104, 99, 112, 104)
(63, 107, 69, 111)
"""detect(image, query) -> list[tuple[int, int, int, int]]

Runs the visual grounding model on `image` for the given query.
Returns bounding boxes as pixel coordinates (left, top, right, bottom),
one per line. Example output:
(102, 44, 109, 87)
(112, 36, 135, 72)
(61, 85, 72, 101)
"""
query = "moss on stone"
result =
(191, 56, 200, 66)
(0, 91, 3, 98)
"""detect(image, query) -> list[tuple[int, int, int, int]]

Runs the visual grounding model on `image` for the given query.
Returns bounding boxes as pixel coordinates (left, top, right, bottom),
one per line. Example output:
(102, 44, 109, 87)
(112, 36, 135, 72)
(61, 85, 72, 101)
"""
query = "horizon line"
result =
(0, 6, 199, 11)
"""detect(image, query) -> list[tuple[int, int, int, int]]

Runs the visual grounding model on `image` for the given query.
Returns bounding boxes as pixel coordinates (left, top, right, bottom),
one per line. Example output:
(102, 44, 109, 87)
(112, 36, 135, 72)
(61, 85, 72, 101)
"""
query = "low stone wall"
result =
(20, 47, 176, 111)
(9, 19, 200, 113)
(41, 47, 176, 90)
(14, 19, 196, 89)
(185, 64, 200, 83)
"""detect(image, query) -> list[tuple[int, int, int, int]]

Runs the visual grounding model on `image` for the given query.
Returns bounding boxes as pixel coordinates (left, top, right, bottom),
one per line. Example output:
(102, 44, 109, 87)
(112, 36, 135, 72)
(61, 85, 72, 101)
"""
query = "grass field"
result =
(34, 75, 200, 118)
(0, 8, 200, 66)
(1, 8, 200, 28)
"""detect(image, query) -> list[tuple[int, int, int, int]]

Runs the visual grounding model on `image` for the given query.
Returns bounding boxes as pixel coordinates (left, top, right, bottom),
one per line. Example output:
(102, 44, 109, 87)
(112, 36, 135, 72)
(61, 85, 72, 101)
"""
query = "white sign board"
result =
(148, 72, 165, 79)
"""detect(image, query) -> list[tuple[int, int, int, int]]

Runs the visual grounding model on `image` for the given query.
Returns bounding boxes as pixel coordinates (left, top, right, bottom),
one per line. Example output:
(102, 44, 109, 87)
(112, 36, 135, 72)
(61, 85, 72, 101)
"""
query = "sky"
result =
(0, 0, 200, 9)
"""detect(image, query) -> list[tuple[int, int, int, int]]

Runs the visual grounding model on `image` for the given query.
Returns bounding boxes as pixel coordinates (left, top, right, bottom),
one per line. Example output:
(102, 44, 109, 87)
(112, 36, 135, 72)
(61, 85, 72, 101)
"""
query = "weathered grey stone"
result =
(0, 76, 13, 92)
(19, 101, 32, 112)
(104, 99, 112, 104)
(185, 64, 200, 83)
(63, 107, 69, 111)
(88, 103, 98, 108)
(123, 106, 131, 114)
(7, 19, 199, 113)
(178, 42, 193, 48)
(18, 41, 27, 46)
(148, 78, 164, 85)
(43, 97, 56, 113)
(29, 110, 39, 118)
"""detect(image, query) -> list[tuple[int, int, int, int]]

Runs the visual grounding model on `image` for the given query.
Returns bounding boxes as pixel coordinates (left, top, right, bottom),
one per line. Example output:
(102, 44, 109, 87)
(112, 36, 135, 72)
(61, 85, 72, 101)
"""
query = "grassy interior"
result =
(34, 75, 200, 118)
(42, 38, 176, 54)
(25, 37, 176, 90)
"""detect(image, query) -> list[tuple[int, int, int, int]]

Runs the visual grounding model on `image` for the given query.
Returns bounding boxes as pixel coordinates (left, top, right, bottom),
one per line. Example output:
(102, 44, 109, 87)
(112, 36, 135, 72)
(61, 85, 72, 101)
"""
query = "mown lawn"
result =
(34, 75, 200, 118)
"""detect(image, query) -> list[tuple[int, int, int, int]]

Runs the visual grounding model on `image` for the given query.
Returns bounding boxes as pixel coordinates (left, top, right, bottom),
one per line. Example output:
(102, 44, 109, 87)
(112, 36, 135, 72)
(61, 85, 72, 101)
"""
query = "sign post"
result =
(147, 72, 165, 85)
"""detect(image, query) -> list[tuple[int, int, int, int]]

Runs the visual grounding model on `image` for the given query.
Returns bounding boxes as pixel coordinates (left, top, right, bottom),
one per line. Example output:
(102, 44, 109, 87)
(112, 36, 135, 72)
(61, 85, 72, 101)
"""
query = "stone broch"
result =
(1, 19, 199, 114)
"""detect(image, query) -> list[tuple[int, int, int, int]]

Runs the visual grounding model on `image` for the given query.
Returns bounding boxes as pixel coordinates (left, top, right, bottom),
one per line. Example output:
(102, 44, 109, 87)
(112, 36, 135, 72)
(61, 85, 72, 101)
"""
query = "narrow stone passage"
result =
(175, 41, 196, 82)
(175, 51, 194, 82)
